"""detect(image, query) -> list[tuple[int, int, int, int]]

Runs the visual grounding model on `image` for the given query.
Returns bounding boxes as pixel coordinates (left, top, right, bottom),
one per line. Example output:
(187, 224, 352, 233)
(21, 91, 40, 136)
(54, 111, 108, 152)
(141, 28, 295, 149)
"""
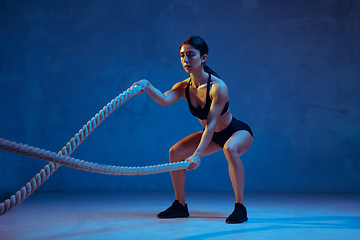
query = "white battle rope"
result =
(0, 138, 190, 175)
(0, 84, 189, 216)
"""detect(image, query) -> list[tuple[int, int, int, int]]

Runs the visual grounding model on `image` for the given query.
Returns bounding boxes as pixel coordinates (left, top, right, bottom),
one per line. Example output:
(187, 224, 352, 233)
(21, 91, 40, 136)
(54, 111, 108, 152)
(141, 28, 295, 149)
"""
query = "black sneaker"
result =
(225, 203, 248, 224)
(157, 200, 190, 218)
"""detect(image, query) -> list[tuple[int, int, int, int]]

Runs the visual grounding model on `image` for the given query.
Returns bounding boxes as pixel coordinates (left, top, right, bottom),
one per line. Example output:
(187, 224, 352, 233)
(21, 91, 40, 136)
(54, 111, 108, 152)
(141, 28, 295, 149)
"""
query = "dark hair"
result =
(180, 36, 220, 78)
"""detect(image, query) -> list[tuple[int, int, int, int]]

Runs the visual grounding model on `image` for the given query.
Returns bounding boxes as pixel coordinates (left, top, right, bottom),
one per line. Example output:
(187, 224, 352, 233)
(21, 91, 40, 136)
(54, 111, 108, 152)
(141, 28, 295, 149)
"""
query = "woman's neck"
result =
(190, 69, 209, 88)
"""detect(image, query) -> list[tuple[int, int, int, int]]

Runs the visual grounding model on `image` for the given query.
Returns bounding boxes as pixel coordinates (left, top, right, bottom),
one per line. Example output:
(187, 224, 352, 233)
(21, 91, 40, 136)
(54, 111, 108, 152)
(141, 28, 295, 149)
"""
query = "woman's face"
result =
(180, 44, 207, 73)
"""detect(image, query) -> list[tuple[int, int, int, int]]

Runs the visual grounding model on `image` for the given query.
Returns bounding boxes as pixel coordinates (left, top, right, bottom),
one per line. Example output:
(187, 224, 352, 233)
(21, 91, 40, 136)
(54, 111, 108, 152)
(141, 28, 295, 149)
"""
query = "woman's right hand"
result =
(133, 79, 150, 94)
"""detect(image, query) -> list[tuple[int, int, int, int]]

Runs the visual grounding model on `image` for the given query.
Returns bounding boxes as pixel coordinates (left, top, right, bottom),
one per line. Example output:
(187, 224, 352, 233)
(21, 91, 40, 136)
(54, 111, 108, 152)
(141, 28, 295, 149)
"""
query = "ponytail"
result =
(204, 64, 220, 78)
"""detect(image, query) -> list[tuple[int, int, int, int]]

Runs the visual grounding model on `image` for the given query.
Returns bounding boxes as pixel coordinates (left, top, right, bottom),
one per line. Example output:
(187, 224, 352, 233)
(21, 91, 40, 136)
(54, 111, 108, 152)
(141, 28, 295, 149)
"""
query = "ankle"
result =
(177, 200, 186, 207)
(236, 202, 245, 207)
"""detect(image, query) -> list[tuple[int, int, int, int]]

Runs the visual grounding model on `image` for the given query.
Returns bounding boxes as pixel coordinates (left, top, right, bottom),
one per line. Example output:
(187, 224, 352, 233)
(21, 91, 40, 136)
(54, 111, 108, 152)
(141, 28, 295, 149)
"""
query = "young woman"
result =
(134, 36, 253, 224)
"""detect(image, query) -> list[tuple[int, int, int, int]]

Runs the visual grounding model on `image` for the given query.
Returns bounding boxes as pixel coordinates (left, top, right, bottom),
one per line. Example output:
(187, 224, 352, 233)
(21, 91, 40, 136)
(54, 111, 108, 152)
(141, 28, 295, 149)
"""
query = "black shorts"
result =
(211, 117, 253, 148)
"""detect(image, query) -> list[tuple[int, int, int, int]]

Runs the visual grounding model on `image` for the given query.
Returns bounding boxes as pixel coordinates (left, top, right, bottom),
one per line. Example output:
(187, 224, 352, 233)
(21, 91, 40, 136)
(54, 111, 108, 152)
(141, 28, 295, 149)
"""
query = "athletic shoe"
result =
(157, 200, 190, 218)
(225, 203, 248, 224)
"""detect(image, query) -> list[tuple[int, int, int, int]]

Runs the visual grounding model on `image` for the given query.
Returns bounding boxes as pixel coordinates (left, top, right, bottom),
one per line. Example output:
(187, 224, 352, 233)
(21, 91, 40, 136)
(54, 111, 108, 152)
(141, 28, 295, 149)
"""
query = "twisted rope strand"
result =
(0, 138, 190, 176)
(0, 85, 142, 216)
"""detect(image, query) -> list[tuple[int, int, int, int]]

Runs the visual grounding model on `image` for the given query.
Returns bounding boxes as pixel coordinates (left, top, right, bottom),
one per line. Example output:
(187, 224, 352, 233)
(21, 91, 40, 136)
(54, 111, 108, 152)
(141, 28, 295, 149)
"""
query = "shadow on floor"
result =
(177, 216, 360, 240)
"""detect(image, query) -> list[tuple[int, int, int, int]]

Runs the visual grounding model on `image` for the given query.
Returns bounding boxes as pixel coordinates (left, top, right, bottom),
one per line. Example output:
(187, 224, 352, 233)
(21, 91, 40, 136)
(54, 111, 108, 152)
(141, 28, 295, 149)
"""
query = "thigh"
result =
(223, 130, 253, 157)
(170, 131, 222, 160)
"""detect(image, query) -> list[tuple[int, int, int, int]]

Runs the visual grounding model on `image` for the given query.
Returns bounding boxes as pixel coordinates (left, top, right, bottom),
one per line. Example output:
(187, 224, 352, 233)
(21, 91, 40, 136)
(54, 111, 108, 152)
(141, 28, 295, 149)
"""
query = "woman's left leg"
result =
(223, 130, 253, 224)
(223, 130, 253, 205)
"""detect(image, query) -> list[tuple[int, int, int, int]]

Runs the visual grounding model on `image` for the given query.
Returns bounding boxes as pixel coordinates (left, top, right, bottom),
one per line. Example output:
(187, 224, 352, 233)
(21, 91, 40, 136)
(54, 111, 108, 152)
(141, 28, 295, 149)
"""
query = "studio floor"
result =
(0, 192, 359, 240)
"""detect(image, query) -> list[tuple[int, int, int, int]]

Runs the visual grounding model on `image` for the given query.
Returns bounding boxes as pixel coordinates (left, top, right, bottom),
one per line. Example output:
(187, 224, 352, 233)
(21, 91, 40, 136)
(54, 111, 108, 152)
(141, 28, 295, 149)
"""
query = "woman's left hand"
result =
(186, 155, 201, 170)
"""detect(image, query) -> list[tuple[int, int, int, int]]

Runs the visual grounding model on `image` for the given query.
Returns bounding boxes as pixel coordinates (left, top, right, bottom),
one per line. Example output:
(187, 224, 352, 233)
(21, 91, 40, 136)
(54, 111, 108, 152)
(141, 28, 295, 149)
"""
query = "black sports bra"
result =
(185, 73, 229, 120)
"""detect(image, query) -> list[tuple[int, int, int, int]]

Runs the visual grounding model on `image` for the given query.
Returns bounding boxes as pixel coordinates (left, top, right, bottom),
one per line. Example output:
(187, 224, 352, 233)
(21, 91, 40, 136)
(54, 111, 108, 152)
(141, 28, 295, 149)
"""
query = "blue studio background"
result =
(0, 0, 359, 201)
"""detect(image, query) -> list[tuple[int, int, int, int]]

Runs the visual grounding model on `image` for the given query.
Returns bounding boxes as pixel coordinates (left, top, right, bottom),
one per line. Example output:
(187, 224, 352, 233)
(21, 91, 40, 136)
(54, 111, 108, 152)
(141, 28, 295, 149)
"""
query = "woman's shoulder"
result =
(210, 75, 227, 89)
(172, 78, 190, 89)
(169, 78, 190, 100)
(210, 75, 228, 98)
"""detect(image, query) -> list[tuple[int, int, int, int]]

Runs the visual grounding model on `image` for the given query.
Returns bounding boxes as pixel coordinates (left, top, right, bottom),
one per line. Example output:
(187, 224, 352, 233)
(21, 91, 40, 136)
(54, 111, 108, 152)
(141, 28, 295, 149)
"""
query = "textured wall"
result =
(1, 0, 359, 199)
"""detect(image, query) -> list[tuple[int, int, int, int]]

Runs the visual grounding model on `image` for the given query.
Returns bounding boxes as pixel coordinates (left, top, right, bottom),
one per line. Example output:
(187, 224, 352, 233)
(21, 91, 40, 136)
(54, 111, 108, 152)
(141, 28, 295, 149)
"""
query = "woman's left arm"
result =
(187, 83, 229, 170)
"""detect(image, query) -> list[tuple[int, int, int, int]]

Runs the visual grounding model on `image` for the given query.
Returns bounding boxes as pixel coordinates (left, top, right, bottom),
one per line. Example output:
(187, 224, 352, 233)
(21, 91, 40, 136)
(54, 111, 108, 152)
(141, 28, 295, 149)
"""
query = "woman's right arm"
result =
(134, 79, 183, 107)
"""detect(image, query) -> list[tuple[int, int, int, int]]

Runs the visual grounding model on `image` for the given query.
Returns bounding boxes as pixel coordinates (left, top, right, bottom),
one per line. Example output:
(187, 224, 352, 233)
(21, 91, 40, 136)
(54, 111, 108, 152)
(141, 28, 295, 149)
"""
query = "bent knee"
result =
(223, 146, 242, 165)
(169, 146, 182, 163)
(223, 146, 239, 163)
(223, 145, 238, 159)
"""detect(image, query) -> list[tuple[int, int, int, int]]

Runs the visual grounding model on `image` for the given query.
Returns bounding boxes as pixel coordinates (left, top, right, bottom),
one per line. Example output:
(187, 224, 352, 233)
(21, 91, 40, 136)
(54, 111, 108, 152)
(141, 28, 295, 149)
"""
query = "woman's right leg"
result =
(169, 131, 222, 206)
